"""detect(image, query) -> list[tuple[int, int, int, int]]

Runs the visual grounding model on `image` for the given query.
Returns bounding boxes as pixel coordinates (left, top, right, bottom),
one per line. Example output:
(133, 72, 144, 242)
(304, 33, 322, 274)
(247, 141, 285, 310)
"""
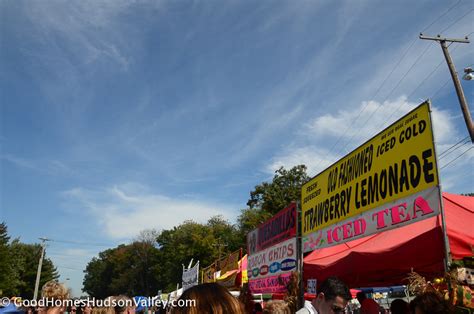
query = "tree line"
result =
(0, 222, 59, 298)
(82, 165, 310, 296)
(0, 165, 309, 298)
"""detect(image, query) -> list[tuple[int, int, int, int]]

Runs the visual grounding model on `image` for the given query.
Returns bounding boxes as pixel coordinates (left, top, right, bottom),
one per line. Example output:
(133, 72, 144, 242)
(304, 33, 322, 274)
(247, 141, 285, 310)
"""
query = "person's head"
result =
(311, 277, 351, 314)
(41, 281, 70, 301)
(390, 299, 409, 314)
(254, 302, 263, 313)
(106, 296, 134, 314)
(356, 292, 367, 304)
(66, 306, 77, 314)
(79, 304, 92, 314)
(410, 292, 452, 314)
(41, 281, 69, 314)
(262, 300, 291, 314)
(171, 283, 244, 314)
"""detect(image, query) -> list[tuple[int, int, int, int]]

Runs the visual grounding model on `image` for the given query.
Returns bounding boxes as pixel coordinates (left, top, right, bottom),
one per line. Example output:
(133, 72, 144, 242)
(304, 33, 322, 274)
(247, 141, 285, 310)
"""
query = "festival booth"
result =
(303, 192, 474, 288)
(201, 249, 248, 290)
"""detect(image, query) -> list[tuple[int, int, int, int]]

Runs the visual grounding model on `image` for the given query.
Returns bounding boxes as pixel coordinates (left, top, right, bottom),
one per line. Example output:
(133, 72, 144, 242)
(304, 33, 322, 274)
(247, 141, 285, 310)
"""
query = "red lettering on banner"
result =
(325, 218, 368, 245)
(332, 226, 341, 242)
(327, 229, 333, 245)
(372, 208, 389, 229)
(413, 196, 434, 218)
(353, 218, 366, 236)
(372, 196, 434, 229)
(249, 273, 292, 294)
(342, 223, 352, 239)
(390, 203, 411, 225)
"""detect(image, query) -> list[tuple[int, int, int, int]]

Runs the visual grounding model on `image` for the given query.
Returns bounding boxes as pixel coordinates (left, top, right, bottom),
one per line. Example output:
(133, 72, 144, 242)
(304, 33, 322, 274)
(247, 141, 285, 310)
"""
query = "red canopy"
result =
(303, 192, 474, 288)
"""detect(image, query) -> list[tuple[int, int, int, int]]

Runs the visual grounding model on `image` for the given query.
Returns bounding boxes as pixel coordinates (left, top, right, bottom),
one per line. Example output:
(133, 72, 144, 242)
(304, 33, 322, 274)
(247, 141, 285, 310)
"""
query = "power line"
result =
(421, 0, 462, 34)
(440, 146, 474, 169)
(374, 43, 434, 130)
(55, 265, 83, 271)
(336, 42, 433, 157)
(439, 140, 471, 161)
(48, 238, 116, 247)
(314, 37, 420, 170)
(407, 44, 461, 101)
(310, 2, 470, 171)
(432, 77, 453, 101)
(438, 136, 470, 158)
(355, 6, 472, 150)
(439, 9, 474, 34)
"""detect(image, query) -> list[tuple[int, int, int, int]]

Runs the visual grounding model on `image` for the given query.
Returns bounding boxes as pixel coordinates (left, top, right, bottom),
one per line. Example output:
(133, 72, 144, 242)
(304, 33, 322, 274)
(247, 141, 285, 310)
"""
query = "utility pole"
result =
(419, 33, 474, 143)
(33, 237, 50, 300)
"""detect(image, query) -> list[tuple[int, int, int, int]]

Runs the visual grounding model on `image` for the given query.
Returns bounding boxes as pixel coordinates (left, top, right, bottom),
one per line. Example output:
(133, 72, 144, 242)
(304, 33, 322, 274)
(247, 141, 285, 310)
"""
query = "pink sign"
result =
(248, 273, 293, 293)
(248, 238, 297, 294)
(247, 203, 297, 255)
(303, 186, 441, 252)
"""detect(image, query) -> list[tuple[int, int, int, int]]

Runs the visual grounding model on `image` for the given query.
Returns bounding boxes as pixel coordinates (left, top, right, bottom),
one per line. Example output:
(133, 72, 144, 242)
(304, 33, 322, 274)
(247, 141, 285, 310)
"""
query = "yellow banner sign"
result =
(219, 249, 241, 274)
(202, 263, 216, 283)
(302, 101, 439, 235)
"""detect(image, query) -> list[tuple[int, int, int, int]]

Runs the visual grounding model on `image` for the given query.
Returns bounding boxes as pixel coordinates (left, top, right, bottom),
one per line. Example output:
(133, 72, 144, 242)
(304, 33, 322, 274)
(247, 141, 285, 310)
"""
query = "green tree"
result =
(155, 218, 241, 291)
(238, 165, 310, 240)
(9, 240, 59, 299)
(83, 240, 161, 297)
(247, 165, 310, 214)
(82, 248, 115, 298)
(0, 222, 15, 296)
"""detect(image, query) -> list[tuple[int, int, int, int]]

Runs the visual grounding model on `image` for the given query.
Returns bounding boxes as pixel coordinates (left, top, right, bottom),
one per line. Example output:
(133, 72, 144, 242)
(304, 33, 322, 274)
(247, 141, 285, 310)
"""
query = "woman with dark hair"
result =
(171, 283, 245, 314)
(390, 299, 409, 314)
(410, 291, 453, 314)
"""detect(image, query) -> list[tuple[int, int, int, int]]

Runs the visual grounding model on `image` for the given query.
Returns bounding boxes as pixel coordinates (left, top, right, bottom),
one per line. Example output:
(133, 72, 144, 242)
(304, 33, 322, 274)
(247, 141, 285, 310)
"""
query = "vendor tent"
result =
(303, 193, 474, 288)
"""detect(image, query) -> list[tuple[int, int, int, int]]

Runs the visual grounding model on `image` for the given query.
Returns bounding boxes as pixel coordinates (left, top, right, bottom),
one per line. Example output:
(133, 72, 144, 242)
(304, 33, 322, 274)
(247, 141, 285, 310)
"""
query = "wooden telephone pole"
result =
(419, 33, 474, 143)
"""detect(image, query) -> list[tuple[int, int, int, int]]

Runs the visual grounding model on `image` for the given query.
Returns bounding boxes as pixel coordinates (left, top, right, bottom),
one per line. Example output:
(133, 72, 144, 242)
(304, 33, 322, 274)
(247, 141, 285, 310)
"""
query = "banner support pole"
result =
(296, 200, 304, 309)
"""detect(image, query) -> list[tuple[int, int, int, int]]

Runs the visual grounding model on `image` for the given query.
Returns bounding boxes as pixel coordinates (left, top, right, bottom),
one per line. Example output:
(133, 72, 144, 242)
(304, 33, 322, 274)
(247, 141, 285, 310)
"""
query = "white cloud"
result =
(430, 106, 457, 144)
(63, 183, 237, 240)
(1, 154, 76, 177)
(306, 96, 416, 142)
(266, 146, 338, 177)
(21, 1, 136, 72)
(269, 97, 461, 178)
(306, 97, 457, 147)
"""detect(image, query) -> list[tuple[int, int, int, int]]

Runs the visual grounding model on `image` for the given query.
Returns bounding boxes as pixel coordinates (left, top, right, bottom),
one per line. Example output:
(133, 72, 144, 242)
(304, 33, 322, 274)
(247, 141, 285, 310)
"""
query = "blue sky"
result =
(1, 0, 473, 296)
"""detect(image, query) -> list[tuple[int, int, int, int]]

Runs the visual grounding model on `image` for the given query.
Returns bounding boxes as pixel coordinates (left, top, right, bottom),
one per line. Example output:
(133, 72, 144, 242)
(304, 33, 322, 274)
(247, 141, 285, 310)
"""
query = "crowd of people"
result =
(0, 278, 454, 314)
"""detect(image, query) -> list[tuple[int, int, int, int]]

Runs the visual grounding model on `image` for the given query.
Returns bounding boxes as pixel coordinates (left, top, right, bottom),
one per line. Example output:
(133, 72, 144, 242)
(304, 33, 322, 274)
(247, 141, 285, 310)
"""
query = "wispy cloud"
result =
(1, 154, 76, 177)
(63, 182, 238, 239)
(22, 1, 134, 70)
(267, 98, 460, 177)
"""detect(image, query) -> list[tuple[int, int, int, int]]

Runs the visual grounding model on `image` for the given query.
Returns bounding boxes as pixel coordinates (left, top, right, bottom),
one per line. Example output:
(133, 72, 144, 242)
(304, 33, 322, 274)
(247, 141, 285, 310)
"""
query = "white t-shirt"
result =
(296, 300, 318, 314)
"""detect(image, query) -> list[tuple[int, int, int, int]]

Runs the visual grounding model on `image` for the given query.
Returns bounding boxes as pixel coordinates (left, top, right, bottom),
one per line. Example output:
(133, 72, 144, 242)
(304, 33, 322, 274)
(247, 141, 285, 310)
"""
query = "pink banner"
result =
(248, 273, 293, 293)
(303, 186, 441, 252)
(247, 203, 297, 255)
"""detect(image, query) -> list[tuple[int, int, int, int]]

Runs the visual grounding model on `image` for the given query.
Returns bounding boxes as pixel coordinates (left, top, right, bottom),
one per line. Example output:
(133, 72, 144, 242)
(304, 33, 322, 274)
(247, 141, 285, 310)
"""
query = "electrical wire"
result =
(310, 2, 471, 170)
(440, 146, 474, 169)
(439, 139, 471, 160)
(316, 37, 420, 167)
(48, 238, 116, 247)
(373, 42, 434, 131)
(439, 9, 474, 34)
(431, 78, 453, 101)
(421, 0, 462, 34)
(344, 5, 472, 155)
(438, 136, 470, 158)
(336, 42, 433, 157)
(55, 265, 83, 271)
